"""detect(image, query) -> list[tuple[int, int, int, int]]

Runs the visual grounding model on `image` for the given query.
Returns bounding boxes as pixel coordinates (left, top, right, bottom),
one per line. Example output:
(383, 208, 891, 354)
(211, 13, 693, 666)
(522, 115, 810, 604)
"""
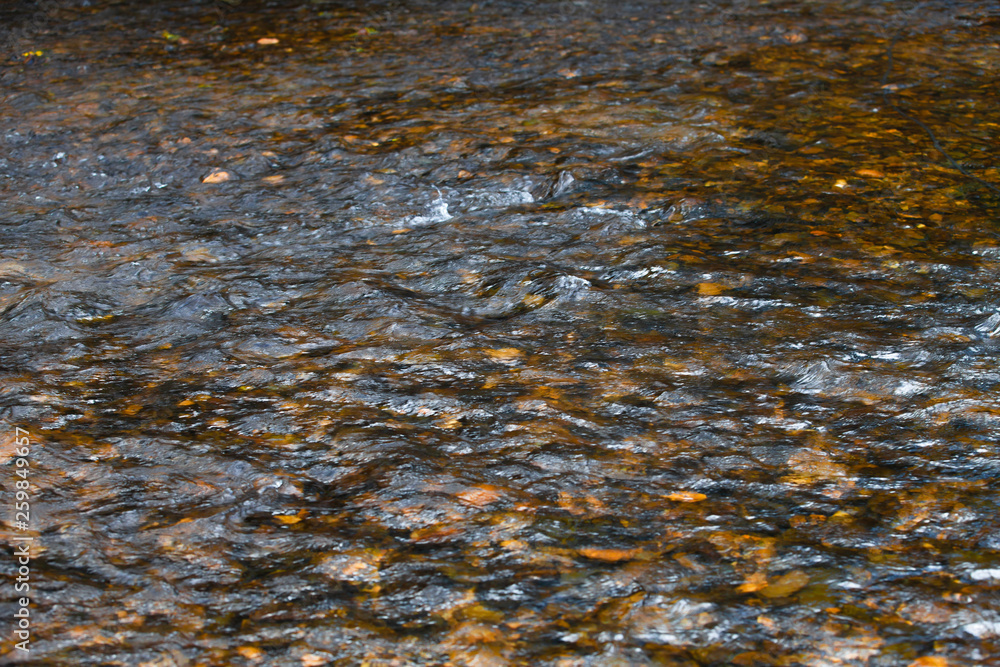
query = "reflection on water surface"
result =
(1, 0, 999, 664)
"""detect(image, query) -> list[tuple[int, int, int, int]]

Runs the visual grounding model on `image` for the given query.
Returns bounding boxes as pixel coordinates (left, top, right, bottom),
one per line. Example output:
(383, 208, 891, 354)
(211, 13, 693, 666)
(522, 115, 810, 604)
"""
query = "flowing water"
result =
(1, 0, 1000, 664)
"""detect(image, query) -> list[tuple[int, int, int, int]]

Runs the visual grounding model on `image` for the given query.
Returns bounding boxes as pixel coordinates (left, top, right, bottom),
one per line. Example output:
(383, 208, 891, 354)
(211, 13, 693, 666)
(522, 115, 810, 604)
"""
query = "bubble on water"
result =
(974, 312, 1000, 337)
(552, 170, 575, 196)
(963, 620, 1000, 639)
(404, 187, 453, 227)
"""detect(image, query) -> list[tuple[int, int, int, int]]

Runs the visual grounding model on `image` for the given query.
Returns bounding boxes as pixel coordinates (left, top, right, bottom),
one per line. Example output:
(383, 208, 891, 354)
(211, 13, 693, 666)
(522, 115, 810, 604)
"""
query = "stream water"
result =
(1, 0, 1000, 664)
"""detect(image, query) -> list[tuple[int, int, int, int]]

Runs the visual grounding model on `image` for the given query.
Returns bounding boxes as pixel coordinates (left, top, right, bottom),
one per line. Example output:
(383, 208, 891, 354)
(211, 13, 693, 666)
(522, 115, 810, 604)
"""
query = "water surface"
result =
(1, 0, 1000, 664)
